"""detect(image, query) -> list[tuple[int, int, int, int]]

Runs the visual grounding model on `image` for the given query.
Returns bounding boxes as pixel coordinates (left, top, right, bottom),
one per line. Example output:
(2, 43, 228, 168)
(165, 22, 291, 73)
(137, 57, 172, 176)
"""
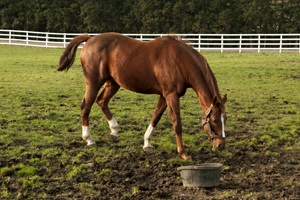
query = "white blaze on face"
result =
(221, 114, 226, 138)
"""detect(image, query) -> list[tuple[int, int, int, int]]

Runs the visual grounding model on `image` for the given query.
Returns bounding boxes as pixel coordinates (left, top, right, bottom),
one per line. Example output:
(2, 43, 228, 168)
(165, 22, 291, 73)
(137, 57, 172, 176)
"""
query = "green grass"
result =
(0, 45, 299, 199)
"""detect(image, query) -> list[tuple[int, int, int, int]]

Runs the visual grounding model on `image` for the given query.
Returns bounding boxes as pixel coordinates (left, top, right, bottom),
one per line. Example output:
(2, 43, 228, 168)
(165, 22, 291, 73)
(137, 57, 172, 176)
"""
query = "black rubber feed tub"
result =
(177, 163, 222, 187)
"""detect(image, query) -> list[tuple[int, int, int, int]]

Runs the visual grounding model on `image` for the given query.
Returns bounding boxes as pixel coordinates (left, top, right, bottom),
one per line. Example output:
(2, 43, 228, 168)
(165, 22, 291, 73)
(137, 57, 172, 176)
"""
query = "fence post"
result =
(258, 35, 261, 53)
(239, 34, 242, 53)
(26, 31, 28, 45)
(279, 34, 282, 53)
(221, 35, 224, 53)
(46, 32, 48, 48)
(9, 30, 11, 44)
(63, 33, 66, 48)
(198, 34, 201, 52)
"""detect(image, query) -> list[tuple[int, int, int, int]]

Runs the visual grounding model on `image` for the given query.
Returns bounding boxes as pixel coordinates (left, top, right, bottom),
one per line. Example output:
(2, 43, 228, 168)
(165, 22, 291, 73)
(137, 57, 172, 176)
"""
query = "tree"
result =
(0, 0, 299, 33)
(80, 0, 136, 33)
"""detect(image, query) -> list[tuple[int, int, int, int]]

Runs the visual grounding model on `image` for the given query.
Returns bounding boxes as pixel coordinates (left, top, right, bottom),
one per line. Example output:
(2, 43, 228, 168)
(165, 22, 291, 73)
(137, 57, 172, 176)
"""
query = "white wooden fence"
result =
(0, 29, 299, 53)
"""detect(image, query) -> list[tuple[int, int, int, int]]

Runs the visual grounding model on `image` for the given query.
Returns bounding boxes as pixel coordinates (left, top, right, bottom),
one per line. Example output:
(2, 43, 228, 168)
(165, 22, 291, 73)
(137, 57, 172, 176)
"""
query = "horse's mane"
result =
(205, 63, 221, 100)
(168, 35, 222, 100)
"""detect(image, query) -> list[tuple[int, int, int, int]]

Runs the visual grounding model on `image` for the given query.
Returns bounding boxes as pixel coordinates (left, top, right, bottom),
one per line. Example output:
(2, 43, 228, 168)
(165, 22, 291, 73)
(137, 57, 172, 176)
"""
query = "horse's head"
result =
(202, 94, 227, 151)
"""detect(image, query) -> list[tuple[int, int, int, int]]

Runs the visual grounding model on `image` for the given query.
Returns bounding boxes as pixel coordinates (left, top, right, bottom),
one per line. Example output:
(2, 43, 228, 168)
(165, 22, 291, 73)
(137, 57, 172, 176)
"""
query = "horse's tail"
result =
(57, 34, 91, 71)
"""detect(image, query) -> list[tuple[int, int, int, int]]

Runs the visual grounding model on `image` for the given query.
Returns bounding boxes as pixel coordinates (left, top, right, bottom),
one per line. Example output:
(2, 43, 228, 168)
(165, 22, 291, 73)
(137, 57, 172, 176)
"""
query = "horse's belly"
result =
(113, 71, 160, 94)
(123, 85, 160, 94)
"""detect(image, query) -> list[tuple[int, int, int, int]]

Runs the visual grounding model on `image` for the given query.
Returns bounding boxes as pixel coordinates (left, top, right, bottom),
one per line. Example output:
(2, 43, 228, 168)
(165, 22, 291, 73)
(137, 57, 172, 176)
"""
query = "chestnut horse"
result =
(58, 33, 227, 160)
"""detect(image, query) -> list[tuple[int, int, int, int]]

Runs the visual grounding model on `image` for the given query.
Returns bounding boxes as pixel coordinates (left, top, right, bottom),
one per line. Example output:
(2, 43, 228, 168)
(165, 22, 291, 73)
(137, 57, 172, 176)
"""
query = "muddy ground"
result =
(24, 141, 298, 200)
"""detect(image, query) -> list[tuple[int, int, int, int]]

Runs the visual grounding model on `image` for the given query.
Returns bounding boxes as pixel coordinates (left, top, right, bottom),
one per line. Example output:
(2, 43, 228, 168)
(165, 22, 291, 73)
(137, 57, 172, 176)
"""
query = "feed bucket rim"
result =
(177, 163, 222, 171)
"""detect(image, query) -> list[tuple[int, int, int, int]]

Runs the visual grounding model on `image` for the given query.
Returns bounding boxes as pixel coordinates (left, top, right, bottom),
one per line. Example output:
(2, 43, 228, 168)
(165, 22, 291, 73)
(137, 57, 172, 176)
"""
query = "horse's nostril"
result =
(218, 143, 224, 149)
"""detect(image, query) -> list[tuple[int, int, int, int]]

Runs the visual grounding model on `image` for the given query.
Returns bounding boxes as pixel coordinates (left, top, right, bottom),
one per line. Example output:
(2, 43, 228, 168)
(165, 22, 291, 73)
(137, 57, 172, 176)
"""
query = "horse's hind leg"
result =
(96, 80, 120, 138)
(81, 82, 103, 145)
(143, 95, 167, 152)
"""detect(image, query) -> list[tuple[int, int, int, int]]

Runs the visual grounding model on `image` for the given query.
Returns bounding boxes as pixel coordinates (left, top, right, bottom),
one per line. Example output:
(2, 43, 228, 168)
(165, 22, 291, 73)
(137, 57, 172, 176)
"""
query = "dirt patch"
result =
(291, 75, 300, 79)
(22, 145, 297, 199)
(1, 133, 299, 199)
(1, 123, 299, 199)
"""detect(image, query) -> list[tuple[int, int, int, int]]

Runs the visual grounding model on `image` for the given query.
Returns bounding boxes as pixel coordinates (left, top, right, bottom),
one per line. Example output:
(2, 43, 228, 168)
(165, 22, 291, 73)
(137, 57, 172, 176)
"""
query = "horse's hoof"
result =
(110, 134, 118, 142)
(143, 146, 154, 153)
(180, 153, 191, 160)
(87, 142, 96, 146)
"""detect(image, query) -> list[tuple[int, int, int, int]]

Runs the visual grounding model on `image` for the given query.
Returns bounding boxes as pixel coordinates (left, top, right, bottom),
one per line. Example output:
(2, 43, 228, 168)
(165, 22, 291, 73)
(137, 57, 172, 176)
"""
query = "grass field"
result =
(0, 45, 299, 199)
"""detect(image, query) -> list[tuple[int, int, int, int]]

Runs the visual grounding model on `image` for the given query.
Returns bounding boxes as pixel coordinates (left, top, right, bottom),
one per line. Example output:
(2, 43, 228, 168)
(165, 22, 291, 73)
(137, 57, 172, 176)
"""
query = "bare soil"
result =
(24, 141, 298, 200)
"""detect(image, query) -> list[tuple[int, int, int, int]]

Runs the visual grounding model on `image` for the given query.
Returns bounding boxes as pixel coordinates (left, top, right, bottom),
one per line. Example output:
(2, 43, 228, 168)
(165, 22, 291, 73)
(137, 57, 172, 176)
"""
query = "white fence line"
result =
(0, 29, 299, 53)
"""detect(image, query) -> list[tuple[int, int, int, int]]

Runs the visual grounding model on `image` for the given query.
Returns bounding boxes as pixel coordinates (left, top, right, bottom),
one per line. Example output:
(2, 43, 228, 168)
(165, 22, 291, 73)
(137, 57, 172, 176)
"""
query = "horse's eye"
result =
(213, 119, 219, 123)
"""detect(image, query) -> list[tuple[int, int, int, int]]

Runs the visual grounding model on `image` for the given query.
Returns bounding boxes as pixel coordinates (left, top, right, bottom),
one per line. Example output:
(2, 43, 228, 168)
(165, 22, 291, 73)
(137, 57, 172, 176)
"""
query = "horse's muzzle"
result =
(212, 139, 225, 151)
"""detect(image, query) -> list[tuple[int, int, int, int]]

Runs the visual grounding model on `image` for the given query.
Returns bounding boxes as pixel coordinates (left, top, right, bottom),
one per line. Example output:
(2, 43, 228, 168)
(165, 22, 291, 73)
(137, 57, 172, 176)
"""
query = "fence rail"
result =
(0, 29, 299, 53)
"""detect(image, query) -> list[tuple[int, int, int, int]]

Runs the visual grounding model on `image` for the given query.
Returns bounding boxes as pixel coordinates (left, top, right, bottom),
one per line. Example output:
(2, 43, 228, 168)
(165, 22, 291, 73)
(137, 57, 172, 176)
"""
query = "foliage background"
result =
(0, 0, 299, 34)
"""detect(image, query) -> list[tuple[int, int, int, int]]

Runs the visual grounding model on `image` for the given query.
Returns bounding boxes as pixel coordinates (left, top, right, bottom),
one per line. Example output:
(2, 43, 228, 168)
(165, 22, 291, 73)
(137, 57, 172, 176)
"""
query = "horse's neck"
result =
(197, 91, 214, 113)
(190, 70, 219, 112)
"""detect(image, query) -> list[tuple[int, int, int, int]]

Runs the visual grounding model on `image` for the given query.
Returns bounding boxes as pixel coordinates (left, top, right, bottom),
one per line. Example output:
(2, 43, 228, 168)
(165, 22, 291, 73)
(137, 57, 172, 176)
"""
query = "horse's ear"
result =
(212, 96, 219, 106)
(222, 94, 227, 104)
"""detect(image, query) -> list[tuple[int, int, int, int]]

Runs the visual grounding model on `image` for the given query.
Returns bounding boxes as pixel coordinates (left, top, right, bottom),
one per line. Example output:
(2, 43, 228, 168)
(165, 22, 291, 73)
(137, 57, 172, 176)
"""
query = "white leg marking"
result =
(82, 126, 95, 145)
(143, 124, 154, 150)
(108, 117, 119, 137)
(221, 114, 226, 138)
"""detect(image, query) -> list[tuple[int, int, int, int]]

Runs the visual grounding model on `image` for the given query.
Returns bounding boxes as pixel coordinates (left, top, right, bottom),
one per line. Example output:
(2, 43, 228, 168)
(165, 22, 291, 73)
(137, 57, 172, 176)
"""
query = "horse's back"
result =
(80, 33, 206, 96)
(113, 36, 192, 95)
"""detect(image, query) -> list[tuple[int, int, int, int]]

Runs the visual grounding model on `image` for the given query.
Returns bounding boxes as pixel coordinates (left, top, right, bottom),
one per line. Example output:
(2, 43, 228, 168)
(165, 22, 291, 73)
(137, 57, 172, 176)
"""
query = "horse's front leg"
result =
(166, 93, 190, 160)
(143, 95, 167, 152)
